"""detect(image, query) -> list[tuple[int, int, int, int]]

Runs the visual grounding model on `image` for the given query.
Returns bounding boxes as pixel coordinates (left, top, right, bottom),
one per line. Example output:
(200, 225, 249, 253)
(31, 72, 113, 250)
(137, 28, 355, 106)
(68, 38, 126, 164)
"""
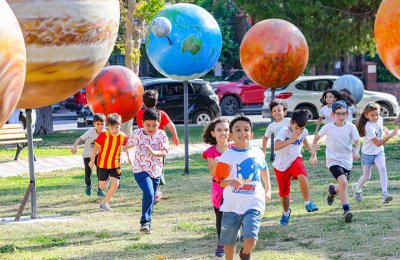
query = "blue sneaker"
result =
(280, 209, 291, 226)
(305, 201, 319, 212)
(215, 243, 224, 257)
(97, 188, 106, 197)
(85, 185, 92, 196)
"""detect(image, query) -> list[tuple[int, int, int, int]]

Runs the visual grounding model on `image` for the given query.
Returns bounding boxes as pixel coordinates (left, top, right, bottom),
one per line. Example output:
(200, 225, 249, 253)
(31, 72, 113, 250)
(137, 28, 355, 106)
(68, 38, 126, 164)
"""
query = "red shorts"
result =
(274, 157, 307, 197)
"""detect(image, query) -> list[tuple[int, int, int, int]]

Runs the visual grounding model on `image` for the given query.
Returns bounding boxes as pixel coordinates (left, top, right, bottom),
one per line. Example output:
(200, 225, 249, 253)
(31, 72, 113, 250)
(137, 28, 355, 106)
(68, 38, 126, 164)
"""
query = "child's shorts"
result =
(361, 151, 385, 166)
(329, 165, 351, 181)
(98, 167, 121, 181)
(220, 209, 261, 246)
(274, 157, 307, 197)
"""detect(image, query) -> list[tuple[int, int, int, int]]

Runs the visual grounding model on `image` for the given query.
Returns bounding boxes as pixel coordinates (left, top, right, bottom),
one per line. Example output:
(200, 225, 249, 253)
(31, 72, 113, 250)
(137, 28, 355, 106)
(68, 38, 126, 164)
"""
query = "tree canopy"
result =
(233, 0, 381, 66)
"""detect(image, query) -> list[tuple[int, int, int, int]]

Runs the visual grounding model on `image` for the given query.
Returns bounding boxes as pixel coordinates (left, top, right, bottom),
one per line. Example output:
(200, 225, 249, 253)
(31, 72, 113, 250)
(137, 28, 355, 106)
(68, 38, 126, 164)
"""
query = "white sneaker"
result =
(100, 202, 112, 211)
(352, 183, 363, 202)
(382, 192, 393, 204)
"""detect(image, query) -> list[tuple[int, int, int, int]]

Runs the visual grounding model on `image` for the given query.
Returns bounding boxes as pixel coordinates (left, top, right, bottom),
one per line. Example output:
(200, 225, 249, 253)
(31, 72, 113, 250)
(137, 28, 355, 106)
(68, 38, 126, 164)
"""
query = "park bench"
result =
(0, 124, 42, 160)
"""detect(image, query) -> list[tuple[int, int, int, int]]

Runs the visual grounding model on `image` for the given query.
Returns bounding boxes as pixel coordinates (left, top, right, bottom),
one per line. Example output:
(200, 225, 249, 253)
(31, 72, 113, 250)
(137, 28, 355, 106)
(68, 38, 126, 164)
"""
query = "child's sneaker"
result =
(327, 183, 338, 205)
(239, 248, 251, 260)
(280, 209, 291, 226)
(85, 185, 92, 196)
(352, 183, 363, 202)
(343, 210, 353, 223)
(215, 243, 224, 257)
(99, 202, 111, 211)
(97, 188, 106, 197)
(382, 192, 393, 204)
(140, 222, 152, 234)
(305, 201, 319, 212)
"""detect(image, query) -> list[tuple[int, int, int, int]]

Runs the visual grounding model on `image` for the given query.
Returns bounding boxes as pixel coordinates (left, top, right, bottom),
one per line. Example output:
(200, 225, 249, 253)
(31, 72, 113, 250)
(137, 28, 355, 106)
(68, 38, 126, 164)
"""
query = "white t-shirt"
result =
(80, 128, 104, 158)
(319, 105, 334, 123)
(264, 118, 291, 138)
(272, 127, 308, 171)
(362, 117, 384, 155)
(127, 129, 169, 178)
(318, 122, 360, 170)
(218, 148, 268, 214)
(347, 105, 357, 122)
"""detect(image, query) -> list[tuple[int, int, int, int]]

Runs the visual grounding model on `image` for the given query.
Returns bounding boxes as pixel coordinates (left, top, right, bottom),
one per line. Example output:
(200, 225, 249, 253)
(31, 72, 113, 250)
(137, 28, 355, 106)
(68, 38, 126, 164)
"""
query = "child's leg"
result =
(224, 244, 236, 260)
(220, 212, 241, 260)
(101, 177, 119, 203)
(280, 196, 290, 212)
(134, 172, 157, 224)
(355, 165, 372, 192)
(337, 175, 349, 205)
(374, 155, 388, 193)
(274, 167, 291, 212)
(214, 206, 223, 241)
(242, 238, 256, 255)
(297, 174, 310, 201)
(241, 209, 262, 255)
(83, 158, 92, 187)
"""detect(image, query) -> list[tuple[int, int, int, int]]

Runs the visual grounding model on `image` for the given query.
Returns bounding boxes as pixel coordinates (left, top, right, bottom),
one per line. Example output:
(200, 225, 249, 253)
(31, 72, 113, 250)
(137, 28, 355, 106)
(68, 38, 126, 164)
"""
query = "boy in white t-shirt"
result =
(273, 110, 319, 226)
(311, 101, 360, 223)
(215, 115, 271, 260)
(71, 113, 106, 196)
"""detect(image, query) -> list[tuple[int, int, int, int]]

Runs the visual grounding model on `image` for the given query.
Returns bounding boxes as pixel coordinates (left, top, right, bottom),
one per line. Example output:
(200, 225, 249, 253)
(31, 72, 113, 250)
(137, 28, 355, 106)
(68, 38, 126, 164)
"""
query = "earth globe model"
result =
(145, 3, 222, 81)
(151, 17, 172, 38)
(375, 0, 400, 80)
(0, 0, 26, 127)
(240, 19, 309, 88)
(333, 74, 364, 104)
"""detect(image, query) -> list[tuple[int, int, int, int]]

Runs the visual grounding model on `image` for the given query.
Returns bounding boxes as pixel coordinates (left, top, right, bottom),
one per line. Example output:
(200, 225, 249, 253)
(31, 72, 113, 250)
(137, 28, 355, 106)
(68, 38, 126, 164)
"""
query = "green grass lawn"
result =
(0, 140, 399, 259)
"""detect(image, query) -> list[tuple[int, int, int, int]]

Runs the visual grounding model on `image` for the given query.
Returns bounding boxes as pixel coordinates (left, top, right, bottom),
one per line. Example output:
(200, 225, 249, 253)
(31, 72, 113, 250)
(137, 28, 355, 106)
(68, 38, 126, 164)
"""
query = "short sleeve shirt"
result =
(95, 131, 128, 169)
(264, 118, 291, 138)
(272, 127, 308, 171)
(318, 122, 360, 170)
(136, 109, 171, 130)
(362, 117, 384, 155)
(127, 129, 169, 178)
(347, 105, 357, 122)
(80, 128, 104, 158)
(319, 105, 334, 123)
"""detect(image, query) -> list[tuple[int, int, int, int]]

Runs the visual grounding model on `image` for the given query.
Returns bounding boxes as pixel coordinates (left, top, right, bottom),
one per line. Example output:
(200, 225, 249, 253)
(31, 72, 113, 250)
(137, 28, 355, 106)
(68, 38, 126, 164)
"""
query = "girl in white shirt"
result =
(339, 88, 357, 123)
(315, 89, 342, 133)
(353, 103, 398, 204)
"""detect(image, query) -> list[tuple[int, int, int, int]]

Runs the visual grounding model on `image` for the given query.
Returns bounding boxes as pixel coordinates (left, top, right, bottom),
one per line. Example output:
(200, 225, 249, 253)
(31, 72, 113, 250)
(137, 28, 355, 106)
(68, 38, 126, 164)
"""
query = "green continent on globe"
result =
(181, 35, 202, 55)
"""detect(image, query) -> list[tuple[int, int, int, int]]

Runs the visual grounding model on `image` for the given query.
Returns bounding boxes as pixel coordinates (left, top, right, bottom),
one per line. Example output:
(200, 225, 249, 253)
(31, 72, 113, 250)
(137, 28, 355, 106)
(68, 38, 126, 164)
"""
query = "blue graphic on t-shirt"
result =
(236, 158, 260, 183)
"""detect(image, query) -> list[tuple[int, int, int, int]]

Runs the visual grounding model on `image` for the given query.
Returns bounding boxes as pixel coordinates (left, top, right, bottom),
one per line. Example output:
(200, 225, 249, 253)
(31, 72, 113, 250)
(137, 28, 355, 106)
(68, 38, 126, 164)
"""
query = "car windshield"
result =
(225, 70, 246, 82)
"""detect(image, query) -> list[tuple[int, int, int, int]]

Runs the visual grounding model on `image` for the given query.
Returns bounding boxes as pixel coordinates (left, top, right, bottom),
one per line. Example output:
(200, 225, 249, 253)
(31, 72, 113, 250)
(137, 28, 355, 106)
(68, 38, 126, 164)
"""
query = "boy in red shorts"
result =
(273, 110, 319, 226)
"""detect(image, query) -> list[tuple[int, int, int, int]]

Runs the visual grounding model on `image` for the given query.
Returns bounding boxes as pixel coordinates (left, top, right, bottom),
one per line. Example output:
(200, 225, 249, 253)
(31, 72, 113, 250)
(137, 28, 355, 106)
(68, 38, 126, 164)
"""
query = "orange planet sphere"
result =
(86, 66, 144, 123)
(7, 0, 120, 109)
(0, 0, 26, 127)
(375, 0, 400, 80)
(240, 19, 309, 88)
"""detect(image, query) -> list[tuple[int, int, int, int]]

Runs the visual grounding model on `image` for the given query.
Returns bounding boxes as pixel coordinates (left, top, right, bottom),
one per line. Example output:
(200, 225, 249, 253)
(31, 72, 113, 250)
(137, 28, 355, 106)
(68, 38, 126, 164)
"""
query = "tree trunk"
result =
(34, 105, 53, 135)
(121, 0, 144, 136)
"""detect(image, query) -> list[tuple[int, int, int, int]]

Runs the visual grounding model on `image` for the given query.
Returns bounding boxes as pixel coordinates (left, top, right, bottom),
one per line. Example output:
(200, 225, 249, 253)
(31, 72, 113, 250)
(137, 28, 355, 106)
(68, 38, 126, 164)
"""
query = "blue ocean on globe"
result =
(145, 3, 222, 81)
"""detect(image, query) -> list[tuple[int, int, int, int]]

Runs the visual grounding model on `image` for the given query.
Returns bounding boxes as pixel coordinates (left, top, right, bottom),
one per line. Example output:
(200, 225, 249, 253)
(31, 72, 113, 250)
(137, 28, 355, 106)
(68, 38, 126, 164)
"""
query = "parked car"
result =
(77, 78, 221, 127)
(262, 75, 399, 119)
(212, 70, 266, 115)
(65, 88, 87, 113)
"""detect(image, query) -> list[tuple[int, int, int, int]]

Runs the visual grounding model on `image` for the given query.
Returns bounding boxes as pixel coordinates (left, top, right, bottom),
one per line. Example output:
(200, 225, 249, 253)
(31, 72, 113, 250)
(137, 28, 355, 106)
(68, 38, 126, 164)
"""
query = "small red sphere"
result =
(240, 19, 308, 89)
(86, 66, 144, 123)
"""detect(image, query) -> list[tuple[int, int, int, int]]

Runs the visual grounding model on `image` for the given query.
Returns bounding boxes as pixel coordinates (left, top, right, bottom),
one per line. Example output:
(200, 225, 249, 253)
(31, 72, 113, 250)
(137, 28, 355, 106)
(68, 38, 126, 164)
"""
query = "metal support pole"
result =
(270, 89, 276, 162)
(26, 109, 37, 219)
(183, 81, 189, 175)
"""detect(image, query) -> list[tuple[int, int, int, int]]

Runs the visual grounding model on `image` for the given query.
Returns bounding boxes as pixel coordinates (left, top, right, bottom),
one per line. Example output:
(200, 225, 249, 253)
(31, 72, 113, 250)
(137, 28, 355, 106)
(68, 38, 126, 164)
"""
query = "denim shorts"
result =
(361, 151, 385, 166)
(220, 209, 262, 245)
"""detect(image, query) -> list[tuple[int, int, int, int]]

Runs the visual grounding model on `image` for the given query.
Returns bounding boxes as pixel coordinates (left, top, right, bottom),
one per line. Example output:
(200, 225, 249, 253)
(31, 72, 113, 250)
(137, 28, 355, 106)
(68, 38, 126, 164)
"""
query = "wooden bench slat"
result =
(0, 124, 24, 130)
(0, 133, 27, 140)
(0, 138, 42, 145)
(0, 128, 26, 135)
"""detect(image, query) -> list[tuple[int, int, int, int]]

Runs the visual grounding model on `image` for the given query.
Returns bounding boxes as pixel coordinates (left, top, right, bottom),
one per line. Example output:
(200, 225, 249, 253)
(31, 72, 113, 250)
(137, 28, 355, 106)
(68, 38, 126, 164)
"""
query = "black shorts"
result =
(329, 165, 351, 181)
(98, 167, 121, 181)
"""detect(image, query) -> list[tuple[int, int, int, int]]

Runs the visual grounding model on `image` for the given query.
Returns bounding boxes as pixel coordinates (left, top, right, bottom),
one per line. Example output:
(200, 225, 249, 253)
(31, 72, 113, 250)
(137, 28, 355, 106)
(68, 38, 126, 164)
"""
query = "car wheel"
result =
(220, 96, 240, 116)
(193, 110, 212, 125)
(297, 105, 317, 120)
(378, 102, 392, 117)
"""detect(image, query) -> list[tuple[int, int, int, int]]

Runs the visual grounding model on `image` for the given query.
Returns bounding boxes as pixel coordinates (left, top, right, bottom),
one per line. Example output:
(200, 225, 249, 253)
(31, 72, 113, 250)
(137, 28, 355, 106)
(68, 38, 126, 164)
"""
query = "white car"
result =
(262, 75, 398, 119)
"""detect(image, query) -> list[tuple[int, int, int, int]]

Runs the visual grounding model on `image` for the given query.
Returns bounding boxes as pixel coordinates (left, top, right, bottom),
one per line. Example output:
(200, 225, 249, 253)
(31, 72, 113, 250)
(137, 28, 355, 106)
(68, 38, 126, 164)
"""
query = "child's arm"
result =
(166, 122, 179, 146)
(315, 116, 323, 133)
(353, 139, 361, 160)
(371, 128, 398, 147)
(275, 129, 301, 151)
(309, 133, 322, 165)
(122, 144, 135, 152)
(207, 158, 218, 176)
(220, 178, 243, 188)
(302, 137, 313, 154)
(145, 145, 168, 157)
(71, 137, 83, 154)
(260, 169, 271, 201)
(261, 136, 269, 154)
(88, 144, 100, 168)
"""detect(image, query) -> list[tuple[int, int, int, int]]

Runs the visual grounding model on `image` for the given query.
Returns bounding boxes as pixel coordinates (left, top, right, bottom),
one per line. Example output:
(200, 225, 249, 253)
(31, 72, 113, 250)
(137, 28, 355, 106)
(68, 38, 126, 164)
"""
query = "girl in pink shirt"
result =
(202, 118, 233, 257)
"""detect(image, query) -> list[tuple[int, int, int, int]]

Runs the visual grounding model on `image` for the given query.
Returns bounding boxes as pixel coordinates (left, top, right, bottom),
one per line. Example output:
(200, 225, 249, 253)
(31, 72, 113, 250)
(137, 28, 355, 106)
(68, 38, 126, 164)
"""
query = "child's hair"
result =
(356, 102, 380, 137)
(143, 108, 160, 122)
(291, 110, 308, 127)
(143, 89, 159, 108)
(202, 118, 230, 145)
(107, 113, 122, 126)
(93, 113, 106, 123)
(229, 114, 253, 133)
(339, 88, 356, 107)
(269, 100, 288, 112)
(320, 89, 342, 106)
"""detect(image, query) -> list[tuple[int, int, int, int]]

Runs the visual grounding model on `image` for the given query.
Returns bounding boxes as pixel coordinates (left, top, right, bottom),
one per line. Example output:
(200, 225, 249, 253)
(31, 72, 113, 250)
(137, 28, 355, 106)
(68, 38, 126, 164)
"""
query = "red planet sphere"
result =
(375, 0, 400, 80)
(86, 66, 144, 123)
(240, 19, 309, 89)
